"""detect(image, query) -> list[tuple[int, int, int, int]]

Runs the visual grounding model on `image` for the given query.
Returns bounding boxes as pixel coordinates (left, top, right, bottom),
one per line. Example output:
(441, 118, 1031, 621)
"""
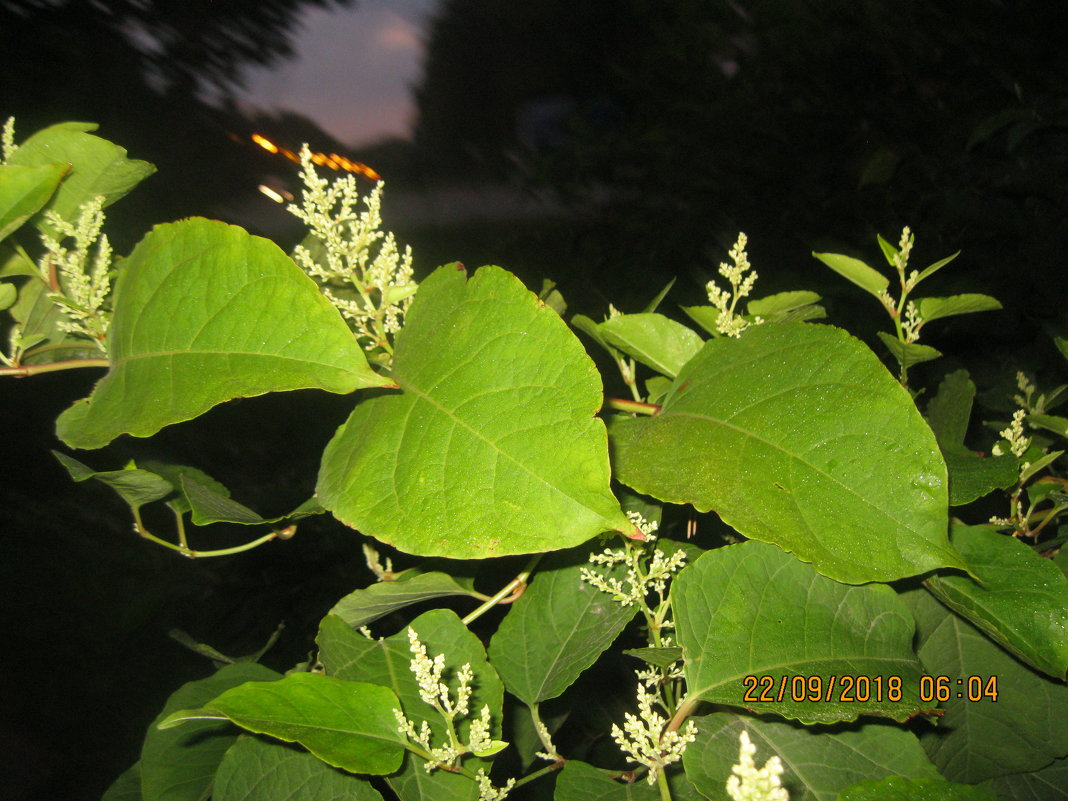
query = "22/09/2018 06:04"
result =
(742, 673, 999, 704)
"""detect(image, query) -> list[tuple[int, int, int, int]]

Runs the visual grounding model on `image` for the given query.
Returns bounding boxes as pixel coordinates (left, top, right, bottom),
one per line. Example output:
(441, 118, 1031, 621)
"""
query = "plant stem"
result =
(0, 357, 109, 376)
(132, 514, 289, 558)
(605, 397, 661, 416)
(657, 766, 673, 801)
(512, 761, 564, 791)
(461, 554, 542, 625)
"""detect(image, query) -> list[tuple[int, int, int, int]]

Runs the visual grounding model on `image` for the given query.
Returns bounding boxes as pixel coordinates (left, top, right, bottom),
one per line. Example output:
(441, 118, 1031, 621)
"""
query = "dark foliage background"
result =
(2, 1, 1066, 798)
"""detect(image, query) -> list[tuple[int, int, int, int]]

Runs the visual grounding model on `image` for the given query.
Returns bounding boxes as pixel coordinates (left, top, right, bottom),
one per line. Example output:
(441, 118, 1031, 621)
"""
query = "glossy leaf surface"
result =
(160, 673, 404, 775)
(57, 218, 389, 449)
(811, 252, 888, 297)
(925, 524, 1068, 678)
(674, 542, 925, 724)
(318, 265, 631, 558)
(837, 776, 997, 801)
(598, 313, 703, 378)
(611, 322, 961, 583)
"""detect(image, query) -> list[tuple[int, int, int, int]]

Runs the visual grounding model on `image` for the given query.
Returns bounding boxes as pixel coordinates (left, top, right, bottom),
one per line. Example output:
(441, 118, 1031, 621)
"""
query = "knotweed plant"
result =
(581, 512, 695, 785)
(989, 372, 1068, 538)
(706, 232, 762, 338)
(726, 730, 789, 801)
(287, 144, 417, 366)
(393, 629, 513, 799)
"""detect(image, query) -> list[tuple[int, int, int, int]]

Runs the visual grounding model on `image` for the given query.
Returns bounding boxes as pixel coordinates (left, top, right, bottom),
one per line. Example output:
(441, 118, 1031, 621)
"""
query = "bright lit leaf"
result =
(317, 264, 631, 559)
(611, 323, 962, 583)
(56, 218, 390, 449)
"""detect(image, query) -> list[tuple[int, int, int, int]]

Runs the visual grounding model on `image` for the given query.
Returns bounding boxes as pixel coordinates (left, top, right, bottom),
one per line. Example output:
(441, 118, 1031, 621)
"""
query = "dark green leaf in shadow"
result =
(141, 662, 280, 801)
(838, 776, 997, 801)
(924, 524, 1068, 679)
(683, 712, 940, 801)
(328, 571, 484, 629)
(488, 543, 639, 705)
(904, 589, 1068, 783)
(213, 735, 385, 801)
(554, 759, 660, 801)
(674, 542, 925, 724)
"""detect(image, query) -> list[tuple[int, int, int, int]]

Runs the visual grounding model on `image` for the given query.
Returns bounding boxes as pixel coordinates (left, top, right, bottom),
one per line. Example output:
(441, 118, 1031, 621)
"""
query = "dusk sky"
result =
(236, 0, 440, 147)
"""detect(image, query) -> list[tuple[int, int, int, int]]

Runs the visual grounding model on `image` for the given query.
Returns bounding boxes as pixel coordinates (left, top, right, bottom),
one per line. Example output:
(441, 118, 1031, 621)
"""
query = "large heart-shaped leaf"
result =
(56, 218, 390, 449)
(159, 673, 405, 775)
(597, 313, 704, 378)
(317, 264, 632, 558)
(611, 322, 962, 583)
(925, 524, 1068, 678)
(673, 542, 925, 724)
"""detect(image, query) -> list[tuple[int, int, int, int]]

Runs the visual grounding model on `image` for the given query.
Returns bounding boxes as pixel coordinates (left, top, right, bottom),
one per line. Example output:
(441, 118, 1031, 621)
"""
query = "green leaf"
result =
(838, 776, 997, 801)
(328, 571, 485, 629)
(987, 754, 1068, 800)
(554, 760, 660, 800)
(0, 162, 70, 242)
(674, 542, 927, 724)
(159, 673, 405, 775)
(316, 608, 502, 801)
(611, 323, 962, 583)
(905, 589, 1068, 783)
(924, 524, 1068, 678)
(7, 121, 155, 235)
(1028, 413, 1068, 437)
(643, 277, 676, 313)
(877, 234, 900, 267)
(747, 290, 823, 319)
(683, 712, 941, 801)
(916, 295, 1002, 324)
(571, 313, 620, 357)
(487, 544, 640, 705)
(598, 313, 704, 378)
(914, 251, 961, 285)
(317, 265, 632, 559)
(141, 662, 280, 801)
(811, 252, 889, 298)
(53, 451, 174, 510)
(679, 304, 722, 337)
(101, 762, 141, 801)
(213, 735, 385, 801)
(56, 218, 390, 449)
(876, 332, 942, 370)
(8, 272, 100, 363)
(623, 647, 684, 669)
(924, 371, 1018, 505)
(317, 609, 503, 745)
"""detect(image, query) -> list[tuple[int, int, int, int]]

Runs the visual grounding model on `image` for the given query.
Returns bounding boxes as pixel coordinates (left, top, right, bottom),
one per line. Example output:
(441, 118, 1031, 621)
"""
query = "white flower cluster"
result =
(287, 145, 416, 354)
(610, 672, 697, 784)
(393, 628, 503, 780)
(580, 512, 686, 607)
(39, 195, 113, 352)
(2, 116, 16, 163)
(706, 233, 763, 338)
(726, 730, 789, 801)
(893, 226, 917, 291)
(475, 768, 515, 801)
(992, 409, 1030, 459)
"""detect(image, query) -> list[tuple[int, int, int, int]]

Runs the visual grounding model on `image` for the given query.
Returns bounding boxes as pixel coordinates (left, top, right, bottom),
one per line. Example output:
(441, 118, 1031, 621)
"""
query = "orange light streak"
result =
(249, 134, 381, 181)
